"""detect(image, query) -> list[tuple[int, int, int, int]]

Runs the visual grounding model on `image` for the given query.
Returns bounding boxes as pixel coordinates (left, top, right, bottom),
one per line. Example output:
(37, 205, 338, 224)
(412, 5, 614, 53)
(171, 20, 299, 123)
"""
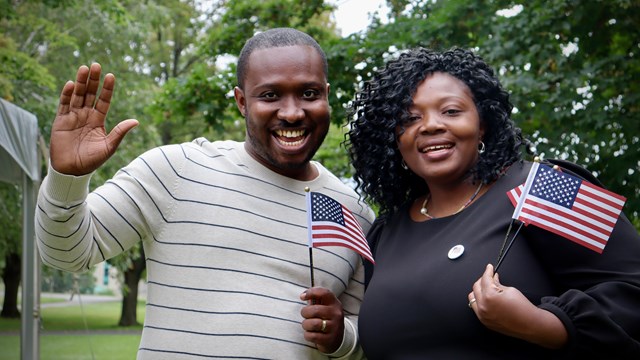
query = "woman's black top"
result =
(360, 161, 640, 359)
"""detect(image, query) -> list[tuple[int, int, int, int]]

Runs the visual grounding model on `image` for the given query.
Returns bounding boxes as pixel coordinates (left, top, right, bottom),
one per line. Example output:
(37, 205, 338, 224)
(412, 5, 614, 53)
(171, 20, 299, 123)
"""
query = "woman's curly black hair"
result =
(345, 47, 532, 220)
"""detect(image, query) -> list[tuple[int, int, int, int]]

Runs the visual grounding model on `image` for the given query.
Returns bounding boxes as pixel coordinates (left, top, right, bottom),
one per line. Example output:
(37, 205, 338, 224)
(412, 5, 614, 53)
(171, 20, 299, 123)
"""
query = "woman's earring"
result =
(478, 141, 486, 154)
(401, 160, 409, 170)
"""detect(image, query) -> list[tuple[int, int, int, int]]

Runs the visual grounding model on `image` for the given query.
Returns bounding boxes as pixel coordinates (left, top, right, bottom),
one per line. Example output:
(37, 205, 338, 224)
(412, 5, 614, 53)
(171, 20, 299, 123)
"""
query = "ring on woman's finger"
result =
(320, 319, 327, 333)
(468, 298, 477, 308)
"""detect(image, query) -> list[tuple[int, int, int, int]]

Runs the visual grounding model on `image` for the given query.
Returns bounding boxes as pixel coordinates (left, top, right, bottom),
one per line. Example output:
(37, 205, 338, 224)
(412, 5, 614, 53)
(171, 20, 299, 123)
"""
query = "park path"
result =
(40, 292, 122, 308)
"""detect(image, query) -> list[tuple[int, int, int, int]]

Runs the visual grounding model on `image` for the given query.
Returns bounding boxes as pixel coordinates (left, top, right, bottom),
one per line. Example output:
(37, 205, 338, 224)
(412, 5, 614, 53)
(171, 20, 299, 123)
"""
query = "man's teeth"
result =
(277, 138, 303, 146)
(275, 129, 305, 146)
(276, 129, 305, 138)
(422, 144, 452, 153)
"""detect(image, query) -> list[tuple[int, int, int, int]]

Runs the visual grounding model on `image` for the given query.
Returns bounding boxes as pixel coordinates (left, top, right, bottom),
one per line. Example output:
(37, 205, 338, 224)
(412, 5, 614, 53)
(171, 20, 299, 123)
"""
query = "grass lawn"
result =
(0, 295, 145, 360)
(0, 334, 142, 360)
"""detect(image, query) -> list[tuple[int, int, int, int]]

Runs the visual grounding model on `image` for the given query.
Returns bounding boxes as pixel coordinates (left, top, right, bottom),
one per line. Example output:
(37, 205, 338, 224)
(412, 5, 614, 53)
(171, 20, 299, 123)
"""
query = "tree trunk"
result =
(118, 249, 146, 326)
(1, 252, 21, 318)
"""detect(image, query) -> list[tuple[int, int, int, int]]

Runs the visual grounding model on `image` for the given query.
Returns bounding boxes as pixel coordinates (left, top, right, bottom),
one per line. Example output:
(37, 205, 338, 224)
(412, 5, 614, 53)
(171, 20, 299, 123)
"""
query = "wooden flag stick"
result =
(305, 186, 315, 288)
(495, 221, 524, 273)
(309, 247, 315, 287)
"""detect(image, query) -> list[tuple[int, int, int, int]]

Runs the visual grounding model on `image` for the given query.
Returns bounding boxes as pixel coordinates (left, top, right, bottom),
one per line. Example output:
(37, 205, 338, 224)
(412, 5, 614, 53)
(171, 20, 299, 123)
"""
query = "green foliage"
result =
(147, 62, 239, 143)
(477, 0, 640, 219)
(329, 0, 639, 223)
(0, 183, 21, 262)
(2, 0, 638, 292)
(313, 124, 352, 179)
(0, 35, 56, 103)
(151, 0, 341, 138)
(200, 0, 336, 59)
(1, 0, 165, 302)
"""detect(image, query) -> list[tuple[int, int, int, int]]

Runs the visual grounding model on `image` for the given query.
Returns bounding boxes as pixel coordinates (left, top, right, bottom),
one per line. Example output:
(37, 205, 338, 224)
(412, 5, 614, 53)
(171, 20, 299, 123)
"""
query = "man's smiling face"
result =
(235, 45, 330, 181)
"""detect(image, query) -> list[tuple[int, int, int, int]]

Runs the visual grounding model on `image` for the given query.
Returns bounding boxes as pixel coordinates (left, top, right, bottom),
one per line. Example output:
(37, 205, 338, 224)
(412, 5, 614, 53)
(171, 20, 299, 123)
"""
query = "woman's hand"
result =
(50, 63, 138, 175)
(300, 287, 345, 354)
(468, 264, 568, 349)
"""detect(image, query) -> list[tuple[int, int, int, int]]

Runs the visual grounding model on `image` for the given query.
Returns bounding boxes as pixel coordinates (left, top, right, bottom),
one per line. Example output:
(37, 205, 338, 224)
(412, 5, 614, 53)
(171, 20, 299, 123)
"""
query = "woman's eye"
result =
(444, 109, 461, 115)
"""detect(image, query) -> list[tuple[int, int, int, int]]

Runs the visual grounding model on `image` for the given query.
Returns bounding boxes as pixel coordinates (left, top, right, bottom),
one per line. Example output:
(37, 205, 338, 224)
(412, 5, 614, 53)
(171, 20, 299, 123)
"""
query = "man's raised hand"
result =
(50, 63, 138, 175)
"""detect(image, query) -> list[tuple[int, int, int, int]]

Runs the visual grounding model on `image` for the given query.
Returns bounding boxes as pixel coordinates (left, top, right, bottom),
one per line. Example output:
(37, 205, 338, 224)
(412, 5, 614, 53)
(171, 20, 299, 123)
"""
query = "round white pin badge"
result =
(448, 244, 465, 260)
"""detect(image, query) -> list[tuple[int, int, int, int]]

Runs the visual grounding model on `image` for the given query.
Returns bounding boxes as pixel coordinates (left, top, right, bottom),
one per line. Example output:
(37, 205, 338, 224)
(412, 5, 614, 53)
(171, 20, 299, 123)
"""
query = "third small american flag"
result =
(508, 163, 626, 253)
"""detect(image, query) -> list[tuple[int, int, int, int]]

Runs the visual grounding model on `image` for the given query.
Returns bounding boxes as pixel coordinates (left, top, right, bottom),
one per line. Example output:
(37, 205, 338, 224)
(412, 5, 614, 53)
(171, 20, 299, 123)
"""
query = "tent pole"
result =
(21, 174, 40, 360)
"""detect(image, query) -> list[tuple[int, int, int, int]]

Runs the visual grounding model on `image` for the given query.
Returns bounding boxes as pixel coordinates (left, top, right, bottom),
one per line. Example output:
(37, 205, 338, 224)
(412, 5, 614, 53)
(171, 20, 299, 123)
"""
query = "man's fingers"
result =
(302, 287, 339, 306)
(93, 73, 115, 120)
(106, 119, 139, 150)
(70, 65, 90, 109)
(57, 81, 75, 116)
(83, 63, 103, 108)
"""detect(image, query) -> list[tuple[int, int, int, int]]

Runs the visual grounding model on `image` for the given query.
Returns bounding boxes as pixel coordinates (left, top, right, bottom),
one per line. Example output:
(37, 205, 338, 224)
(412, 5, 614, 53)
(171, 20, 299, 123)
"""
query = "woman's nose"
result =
(418, 113, 445, 133)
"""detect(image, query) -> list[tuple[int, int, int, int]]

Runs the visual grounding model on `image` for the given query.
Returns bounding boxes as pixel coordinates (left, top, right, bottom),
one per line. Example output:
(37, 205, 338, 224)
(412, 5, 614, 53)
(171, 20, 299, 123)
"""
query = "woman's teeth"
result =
(421, 144, 452, 153)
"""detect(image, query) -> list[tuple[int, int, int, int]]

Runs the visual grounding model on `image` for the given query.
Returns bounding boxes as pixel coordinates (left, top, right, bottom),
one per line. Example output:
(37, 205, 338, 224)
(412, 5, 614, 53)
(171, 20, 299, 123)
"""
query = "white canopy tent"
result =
(0, 98, 41, 359)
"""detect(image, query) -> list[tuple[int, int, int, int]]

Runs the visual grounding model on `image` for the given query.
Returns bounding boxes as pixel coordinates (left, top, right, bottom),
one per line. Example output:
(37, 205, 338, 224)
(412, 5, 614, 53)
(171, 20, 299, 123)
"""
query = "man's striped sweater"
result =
(36, 139, 375, 359)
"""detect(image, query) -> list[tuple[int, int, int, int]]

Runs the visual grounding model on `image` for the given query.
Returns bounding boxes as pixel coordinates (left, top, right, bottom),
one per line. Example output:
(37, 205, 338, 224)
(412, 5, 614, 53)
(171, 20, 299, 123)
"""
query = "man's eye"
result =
(262, 92, 277, 99)
(302, 90, 319, 99)
(444, 109, 461, 115)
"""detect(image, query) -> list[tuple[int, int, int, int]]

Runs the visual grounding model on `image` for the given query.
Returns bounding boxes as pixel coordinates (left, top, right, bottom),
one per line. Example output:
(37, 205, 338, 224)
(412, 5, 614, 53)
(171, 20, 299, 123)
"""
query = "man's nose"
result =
(278, 97, 305, 123)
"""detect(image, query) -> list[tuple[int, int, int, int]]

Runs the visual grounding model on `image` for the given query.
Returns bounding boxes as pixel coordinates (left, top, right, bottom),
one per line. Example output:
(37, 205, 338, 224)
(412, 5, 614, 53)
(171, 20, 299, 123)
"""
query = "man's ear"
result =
(234, 86, 246, 117)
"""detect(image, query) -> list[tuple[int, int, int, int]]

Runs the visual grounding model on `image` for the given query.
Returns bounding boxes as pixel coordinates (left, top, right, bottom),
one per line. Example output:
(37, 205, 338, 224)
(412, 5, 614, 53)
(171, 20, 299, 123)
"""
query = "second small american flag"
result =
(307, 192, 375, 264)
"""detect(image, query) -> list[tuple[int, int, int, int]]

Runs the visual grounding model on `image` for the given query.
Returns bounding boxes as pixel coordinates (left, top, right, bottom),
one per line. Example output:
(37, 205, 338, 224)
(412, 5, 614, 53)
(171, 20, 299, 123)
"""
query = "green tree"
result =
(5, 0, 636, 330)
(481, 0, 640, 222)
(1, 0, 162, 326)
(148, 0, 340, 133)
(332, 0, 639, 224)
(0, 183, 22, 318)
(0, 2, 57, 318)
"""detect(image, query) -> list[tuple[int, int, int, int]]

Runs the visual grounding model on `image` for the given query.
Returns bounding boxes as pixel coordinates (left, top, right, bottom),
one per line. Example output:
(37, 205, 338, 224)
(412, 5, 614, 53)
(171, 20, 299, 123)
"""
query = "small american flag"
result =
(507, 163, 626, 253)
(306, 192, 375, 264)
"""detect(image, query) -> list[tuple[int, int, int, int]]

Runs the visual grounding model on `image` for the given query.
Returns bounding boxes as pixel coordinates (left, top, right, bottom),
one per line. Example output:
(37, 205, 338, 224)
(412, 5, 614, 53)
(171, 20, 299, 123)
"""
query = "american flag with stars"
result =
(507, 163, 626, 253)
(306, 192, 375, 264)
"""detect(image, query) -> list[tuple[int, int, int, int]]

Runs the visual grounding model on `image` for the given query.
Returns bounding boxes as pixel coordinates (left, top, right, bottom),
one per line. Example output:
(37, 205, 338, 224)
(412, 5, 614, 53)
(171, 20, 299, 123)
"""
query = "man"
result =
(36, 28, 374, 359)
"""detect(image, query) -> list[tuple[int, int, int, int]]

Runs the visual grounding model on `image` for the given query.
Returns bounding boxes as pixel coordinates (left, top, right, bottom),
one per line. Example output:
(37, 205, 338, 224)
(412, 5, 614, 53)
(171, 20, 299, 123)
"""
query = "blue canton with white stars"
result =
(311, 193, 346, 225)
(529, 165, 582, 209)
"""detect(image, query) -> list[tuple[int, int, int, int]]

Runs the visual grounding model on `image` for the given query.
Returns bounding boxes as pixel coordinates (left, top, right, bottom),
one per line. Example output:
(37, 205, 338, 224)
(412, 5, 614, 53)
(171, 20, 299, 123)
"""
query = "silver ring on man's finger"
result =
(468, 298, 477, 308)
(320, 319, 327, 332)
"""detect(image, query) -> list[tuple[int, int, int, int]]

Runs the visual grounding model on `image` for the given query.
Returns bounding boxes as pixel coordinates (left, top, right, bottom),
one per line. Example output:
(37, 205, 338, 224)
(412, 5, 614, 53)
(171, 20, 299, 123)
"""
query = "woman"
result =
(346, 47, 640, 358)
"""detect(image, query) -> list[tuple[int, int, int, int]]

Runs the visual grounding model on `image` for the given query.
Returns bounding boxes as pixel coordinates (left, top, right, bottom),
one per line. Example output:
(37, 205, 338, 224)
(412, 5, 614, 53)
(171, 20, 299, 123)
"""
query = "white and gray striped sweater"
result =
(36, 138, 375, 359)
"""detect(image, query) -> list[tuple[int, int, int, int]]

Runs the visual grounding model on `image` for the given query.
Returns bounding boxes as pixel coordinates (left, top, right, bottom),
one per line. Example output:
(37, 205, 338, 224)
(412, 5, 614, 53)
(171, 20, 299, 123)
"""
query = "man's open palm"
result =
(50, 63, 138, 175)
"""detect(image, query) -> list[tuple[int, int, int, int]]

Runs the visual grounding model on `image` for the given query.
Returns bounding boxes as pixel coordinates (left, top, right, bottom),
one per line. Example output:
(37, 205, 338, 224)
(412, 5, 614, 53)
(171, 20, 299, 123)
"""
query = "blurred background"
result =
(1, 0, 638, 357)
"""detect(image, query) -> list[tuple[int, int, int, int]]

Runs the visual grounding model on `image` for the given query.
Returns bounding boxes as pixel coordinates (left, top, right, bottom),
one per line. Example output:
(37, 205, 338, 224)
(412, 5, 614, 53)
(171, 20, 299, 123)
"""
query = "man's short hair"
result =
(236, 28, 328, 89)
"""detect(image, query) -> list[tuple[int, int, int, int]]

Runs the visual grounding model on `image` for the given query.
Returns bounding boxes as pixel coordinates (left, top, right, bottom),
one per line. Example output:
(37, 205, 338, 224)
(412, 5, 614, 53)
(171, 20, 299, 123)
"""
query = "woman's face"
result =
(396, 72, 484, 186)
